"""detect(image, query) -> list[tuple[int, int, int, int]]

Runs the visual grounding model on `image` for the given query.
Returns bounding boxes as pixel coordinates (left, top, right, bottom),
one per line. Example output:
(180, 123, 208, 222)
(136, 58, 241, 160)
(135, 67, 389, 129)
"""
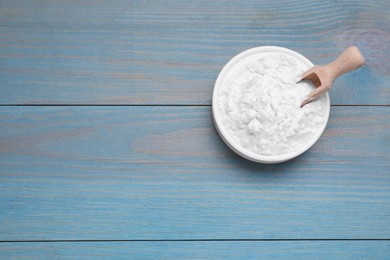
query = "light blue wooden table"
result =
(0, 0, 389, 259)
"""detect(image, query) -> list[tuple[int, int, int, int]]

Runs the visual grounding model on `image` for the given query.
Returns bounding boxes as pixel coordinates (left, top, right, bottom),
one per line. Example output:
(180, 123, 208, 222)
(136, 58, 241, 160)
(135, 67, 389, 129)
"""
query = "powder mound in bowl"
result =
(215, 50, 328, 158)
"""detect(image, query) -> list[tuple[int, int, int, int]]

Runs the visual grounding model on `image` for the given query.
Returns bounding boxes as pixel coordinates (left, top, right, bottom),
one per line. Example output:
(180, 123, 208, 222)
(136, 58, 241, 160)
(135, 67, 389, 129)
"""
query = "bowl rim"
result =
(212, 46, 330, 163)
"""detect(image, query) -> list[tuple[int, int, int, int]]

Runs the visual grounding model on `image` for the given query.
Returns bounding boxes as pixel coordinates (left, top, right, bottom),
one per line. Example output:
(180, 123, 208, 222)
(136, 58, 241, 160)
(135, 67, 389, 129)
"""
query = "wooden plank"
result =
(0, 241, 389, 259)
(0, 0, 388, 105)
(0, 106, 389, 240)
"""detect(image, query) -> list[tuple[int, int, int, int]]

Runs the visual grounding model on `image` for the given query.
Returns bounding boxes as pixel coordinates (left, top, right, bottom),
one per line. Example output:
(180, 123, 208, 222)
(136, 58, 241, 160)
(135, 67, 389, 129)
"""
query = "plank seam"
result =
(1, 239, 390, 243)
(0, 105, 389, 107)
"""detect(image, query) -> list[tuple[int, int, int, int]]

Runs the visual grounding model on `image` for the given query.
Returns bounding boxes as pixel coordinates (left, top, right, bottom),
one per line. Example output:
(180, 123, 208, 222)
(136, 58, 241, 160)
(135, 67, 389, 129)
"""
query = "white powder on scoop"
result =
(217, 52, 327, 156)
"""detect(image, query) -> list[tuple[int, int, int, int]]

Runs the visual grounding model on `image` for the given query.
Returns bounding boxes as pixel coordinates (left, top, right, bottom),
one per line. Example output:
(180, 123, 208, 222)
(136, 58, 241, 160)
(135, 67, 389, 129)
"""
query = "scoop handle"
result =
(324, 46, 365, 81)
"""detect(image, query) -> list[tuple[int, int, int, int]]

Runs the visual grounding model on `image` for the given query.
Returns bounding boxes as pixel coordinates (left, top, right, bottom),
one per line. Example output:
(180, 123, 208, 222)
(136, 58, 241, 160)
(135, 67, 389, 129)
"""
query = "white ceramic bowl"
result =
(212, 46, 330, 163)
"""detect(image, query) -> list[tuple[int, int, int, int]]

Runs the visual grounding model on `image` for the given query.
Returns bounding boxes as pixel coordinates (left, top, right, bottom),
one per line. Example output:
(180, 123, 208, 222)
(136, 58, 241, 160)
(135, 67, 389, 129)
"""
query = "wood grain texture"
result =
(0, 106, 389, 240)
(1, 0, 389, 257)
(1, 241, 389, 259)
(0, 0, 389, 105)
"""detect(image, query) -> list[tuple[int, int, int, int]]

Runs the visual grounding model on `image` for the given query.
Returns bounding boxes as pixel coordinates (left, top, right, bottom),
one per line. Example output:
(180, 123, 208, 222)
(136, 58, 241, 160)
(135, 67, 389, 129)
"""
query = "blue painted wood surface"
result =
(0, 0, 389, 105)
(0, 0, 389, 258)
(1, 241, 390, 259)
(0, 106, 389, 241)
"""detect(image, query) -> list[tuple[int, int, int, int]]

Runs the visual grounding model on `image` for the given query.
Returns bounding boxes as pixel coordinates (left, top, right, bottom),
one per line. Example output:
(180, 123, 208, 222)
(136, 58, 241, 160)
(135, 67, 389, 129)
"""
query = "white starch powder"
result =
(217, 52, 327, 156)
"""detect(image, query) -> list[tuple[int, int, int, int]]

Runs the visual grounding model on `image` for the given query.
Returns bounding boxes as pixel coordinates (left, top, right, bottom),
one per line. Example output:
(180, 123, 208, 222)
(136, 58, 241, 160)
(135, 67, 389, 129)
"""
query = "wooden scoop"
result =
(299, 46, 365, 108)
